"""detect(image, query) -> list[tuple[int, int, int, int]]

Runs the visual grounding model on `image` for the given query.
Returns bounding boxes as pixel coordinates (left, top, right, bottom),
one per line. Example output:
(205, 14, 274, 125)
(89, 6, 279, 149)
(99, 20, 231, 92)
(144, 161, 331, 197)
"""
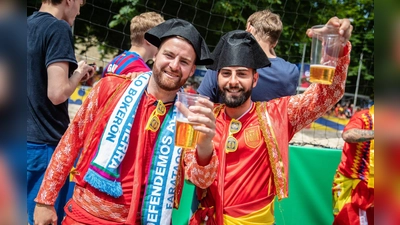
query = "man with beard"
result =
(190, 16, 353, 225)
(33, 18, 218, 225)
(197, 9, 299, 103)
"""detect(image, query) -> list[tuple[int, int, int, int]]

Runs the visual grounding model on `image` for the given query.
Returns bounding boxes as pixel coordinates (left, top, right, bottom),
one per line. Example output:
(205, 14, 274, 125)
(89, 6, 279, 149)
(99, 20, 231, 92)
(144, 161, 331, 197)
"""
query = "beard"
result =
(219, 85, 252, 108)
(152, 63, 188, 91)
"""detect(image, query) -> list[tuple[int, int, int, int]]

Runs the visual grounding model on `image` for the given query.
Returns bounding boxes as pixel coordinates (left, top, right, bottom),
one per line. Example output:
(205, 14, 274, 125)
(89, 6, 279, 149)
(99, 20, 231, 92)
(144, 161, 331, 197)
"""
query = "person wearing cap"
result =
(33, 18, 218, 225)
(190, 17, 353, 225)
(197, 9, 299, 103)
(332, 105, 374, 225)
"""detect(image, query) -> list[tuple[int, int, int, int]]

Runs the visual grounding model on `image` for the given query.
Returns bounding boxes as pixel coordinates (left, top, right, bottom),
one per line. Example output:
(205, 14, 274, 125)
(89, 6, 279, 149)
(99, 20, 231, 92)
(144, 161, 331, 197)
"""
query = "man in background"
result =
(332, 105, 374, 224)
(27, 0, 95, 224)
(102, 12, 164, 77)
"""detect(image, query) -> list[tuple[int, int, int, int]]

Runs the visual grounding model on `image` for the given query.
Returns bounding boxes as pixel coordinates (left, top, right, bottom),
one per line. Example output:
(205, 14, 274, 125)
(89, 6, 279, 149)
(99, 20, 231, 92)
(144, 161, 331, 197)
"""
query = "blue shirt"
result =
(27, 12, 77, 145)
(102, 51, 150, 77)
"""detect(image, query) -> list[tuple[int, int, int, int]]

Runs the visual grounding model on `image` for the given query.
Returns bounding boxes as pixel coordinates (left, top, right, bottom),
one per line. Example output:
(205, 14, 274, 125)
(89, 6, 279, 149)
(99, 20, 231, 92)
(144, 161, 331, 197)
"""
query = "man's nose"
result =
(169, 58, 179, 71)
(228, 74, 239, 85)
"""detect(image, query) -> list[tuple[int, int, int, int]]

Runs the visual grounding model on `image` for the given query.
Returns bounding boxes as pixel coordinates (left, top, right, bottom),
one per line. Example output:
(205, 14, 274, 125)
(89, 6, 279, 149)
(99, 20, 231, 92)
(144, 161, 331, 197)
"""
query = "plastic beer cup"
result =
(310, 24, 341, 85)
(175, 92, 208, 149)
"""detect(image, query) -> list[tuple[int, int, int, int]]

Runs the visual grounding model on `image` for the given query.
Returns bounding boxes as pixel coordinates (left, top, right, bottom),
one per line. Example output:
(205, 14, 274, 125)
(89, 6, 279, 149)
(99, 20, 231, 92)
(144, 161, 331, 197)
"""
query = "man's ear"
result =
(152, 53, 156, 62)
(152, 46, 159, 62)
(253, 71, 259, 88)
(245, 22, 251, 32)
(189, 64, 196, 77)
(271, 40, 278, 48)
(65, 0, 72, 6)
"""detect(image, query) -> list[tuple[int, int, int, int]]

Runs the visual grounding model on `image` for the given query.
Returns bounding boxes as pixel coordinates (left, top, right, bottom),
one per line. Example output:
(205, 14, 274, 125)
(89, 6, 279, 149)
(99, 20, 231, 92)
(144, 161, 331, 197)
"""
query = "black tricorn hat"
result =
(206, 30, 271, 71)
(144, 18, 213, 65)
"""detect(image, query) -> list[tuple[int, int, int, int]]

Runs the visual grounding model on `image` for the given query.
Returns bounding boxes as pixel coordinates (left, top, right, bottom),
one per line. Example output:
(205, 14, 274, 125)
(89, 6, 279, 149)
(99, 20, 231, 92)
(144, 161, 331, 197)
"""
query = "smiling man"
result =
(190, 16, 353, 225)
(33, 18, 218, 225)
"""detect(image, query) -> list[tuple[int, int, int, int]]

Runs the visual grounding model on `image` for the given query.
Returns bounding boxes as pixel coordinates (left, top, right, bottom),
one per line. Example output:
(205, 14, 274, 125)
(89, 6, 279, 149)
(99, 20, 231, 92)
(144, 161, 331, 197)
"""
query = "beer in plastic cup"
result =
(310, 24, 341, 85)
(175, 92, 208, 149)
(175, 119, 199, 149)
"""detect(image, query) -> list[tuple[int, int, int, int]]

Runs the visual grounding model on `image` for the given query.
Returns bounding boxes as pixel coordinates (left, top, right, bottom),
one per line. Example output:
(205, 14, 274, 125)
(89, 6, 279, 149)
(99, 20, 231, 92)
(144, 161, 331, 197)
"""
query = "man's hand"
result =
(306, 17, 353, 46)
(33, 203, 58, 225)
(76, 60, 95, 82)
(306, 17, 353, 57)
(326, 16, 353, 45)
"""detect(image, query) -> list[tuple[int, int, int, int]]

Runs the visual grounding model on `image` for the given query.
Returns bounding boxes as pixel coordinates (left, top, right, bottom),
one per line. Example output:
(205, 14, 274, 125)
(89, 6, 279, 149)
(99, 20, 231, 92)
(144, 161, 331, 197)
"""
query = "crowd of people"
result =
(27, 1, 373, 225)
(323, 102, 371, 119)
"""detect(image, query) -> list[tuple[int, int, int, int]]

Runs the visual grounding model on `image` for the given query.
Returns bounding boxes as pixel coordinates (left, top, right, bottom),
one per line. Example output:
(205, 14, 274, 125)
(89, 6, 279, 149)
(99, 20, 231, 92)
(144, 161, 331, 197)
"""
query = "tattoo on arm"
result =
(342, 129, 374, 143)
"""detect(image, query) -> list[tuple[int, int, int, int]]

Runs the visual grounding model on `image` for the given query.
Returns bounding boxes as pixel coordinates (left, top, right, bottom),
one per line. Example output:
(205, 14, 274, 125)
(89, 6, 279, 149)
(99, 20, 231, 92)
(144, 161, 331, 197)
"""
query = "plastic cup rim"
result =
(177, 91, 210, 100)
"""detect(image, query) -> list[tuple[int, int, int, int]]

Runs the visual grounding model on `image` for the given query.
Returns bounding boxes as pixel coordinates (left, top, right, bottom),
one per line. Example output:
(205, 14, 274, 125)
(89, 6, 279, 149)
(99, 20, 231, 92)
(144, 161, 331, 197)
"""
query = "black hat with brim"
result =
(145, 18, 213, 65)
(206, 30, 271, 71)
